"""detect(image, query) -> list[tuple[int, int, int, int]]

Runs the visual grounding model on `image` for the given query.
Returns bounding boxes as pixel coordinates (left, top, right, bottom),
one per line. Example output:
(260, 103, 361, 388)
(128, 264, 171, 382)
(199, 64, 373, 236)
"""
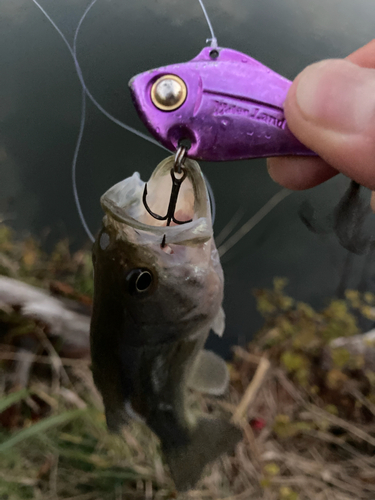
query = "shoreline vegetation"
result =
(1, 225, 375, 499)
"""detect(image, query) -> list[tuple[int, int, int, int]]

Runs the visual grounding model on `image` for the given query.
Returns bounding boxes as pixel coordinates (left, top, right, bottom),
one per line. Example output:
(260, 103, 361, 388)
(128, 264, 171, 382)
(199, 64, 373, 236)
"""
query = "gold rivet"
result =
(151, 74, 187, 111)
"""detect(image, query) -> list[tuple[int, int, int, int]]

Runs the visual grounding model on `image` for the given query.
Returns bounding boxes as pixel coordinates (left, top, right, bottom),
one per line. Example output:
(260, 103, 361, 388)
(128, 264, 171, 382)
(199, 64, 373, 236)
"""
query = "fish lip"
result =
(100, 156, 213, 245)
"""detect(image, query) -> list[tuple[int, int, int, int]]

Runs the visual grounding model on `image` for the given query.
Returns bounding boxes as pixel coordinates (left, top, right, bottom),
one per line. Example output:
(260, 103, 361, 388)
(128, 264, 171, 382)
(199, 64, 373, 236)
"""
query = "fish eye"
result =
(151, 74, 187, 111)
(135, 271, 153, 292)
(126, 269, 153, 295)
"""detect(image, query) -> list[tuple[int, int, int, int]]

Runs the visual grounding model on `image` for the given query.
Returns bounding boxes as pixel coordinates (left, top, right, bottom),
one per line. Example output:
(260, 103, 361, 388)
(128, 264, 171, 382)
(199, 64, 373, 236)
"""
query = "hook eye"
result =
(151, 74, 187, 111)
(209, 49, 219, 59)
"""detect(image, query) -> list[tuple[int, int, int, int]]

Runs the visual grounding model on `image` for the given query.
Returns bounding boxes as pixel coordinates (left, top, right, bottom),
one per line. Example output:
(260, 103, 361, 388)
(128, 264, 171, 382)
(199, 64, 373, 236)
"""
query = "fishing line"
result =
(197, 0, 218, 48)
(31, 0, 166, 243)
(195, 0, 218, 219)
(71, 89, 95, 242)
(71, 2, 96, 243)
(31, 0, 97, 242)
(74, 0, 216, 224)
(215, 206, 245, 247)
(31, 0, 217, 236)
(218, 188, 291, 257)
(31, 0, 164, 150)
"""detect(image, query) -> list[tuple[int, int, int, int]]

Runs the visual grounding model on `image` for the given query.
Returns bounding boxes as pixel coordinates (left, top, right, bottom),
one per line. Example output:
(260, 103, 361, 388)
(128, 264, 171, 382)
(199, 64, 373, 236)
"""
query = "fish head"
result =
(129, 47, 314, 161)
(92, 156, 223, 346)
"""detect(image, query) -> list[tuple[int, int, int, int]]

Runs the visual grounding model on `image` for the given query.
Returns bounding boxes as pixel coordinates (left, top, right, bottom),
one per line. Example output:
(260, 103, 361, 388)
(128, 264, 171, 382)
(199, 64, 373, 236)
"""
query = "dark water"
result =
(2, 0, 375, 356)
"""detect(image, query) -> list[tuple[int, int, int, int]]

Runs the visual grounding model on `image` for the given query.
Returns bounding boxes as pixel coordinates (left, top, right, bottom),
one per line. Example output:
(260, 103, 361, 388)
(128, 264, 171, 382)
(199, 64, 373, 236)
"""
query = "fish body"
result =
(90, 156, 241, 490)
(129, 47, 315, 161)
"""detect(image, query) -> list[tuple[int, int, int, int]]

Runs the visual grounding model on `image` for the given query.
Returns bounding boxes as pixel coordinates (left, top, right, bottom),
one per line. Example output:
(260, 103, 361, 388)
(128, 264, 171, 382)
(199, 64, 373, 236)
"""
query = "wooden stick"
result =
(232, 356, 270, 424)
(232, 346, 263, 365)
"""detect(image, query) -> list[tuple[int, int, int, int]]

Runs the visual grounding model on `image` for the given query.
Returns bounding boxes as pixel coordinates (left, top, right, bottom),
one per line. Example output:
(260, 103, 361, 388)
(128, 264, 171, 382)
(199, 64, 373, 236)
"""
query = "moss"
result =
(273, 415, 313, 439)
(279, 486, 299, 500)
(263, 463, 280, 476)
(326, 369, 348, 390)
(0, 224, 14, 253)
(331, 348, 351, 369)
(0, 224, 93, 299)
(324, 404, 338, 416)
(320, 300, 358, 341)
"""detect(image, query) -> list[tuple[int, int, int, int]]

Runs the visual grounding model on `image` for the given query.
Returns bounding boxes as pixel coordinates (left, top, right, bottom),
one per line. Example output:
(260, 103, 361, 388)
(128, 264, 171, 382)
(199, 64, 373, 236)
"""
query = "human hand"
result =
(268, 40, 375, 192)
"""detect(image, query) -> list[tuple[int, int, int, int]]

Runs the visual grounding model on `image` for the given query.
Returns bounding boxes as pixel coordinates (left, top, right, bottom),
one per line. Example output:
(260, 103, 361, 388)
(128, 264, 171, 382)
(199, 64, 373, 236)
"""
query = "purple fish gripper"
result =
(129, 47, 316, 162)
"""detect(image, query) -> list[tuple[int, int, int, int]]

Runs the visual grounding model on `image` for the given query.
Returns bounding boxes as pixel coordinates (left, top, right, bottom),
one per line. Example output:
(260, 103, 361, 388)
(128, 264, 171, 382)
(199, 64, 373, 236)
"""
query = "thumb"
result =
(285, 59, 375, 189)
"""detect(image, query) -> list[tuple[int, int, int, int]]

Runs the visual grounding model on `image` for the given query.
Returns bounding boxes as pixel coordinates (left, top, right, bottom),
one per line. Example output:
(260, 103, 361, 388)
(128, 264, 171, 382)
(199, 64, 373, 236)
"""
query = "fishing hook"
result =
(142, 147, 192, 227)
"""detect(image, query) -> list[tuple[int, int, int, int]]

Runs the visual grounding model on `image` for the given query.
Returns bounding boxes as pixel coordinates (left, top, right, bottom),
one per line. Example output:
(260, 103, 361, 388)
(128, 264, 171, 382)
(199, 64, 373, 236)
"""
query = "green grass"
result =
(0, 389, 175, 499)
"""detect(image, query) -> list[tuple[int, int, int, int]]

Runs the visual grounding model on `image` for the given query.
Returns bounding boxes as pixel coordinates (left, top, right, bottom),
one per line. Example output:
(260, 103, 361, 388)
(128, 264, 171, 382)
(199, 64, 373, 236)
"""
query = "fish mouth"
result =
(100, 156, 212, 245)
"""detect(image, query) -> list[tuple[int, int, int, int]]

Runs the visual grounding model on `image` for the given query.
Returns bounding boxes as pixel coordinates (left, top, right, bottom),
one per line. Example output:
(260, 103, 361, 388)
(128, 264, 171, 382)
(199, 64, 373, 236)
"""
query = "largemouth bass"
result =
(90, 156, 242, 491)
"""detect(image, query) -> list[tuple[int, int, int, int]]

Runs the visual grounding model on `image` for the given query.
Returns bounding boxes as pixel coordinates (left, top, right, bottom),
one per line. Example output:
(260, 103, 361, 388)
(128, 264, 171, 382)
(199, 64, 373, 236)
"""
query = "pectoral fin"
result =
(211, 307, 225, 336)
(187, 349, 229, 396)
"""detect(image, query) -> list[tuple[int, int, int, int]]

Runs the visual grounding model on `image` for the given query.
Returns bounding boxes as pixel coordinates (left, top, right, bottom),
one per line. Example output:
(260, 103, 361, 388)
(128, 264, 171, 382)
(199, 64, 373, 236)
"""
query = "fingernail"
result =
(295, 59, 375, 133)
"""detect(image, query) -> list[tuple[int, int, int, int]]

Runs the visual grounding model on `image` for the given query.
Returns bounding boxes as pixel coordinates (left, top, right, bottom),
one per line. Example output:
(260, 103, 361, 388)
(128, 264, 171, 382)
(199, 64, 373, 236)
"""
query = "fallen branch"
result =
(0, 276, 90, 358)
(232, 355, 270, 424)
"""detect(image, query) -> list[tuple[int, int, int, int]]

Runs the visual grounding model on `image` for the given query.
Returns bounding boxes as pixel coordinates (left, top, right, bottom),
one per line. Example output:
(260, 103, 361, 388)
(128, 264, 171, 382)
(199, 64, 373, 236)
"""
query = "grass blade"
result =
(0, 389, 30, 413)
(0, 409, 85, 452)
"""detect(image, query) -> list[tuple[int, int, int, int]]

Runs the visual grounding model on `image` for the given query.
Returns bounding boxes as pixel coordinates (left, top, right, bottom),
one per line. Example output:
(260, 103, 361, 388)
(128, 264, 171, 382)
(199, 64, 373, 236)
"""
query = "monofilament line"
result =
(71, 90, 94, 242)
(218, 189, 291, 257)
(31, 0, 217, 235)
(72, 0, 217, 223)
(31, 0, 98, 242)
(31, 0, 165, 151)
(197, 0, 218, 48)
(31, 0, 167, 243)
